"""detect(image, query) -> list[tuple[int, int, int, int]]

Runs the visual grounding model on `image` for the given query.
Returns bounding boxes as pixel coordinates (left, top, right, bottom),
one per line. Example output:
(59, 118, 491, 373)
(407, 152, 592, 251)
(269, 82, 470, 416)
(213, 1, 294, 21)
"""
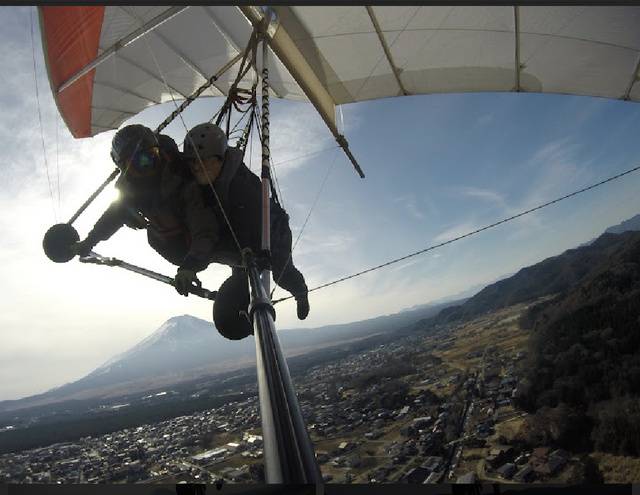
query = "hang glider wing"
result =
(40, 6, 640, 139)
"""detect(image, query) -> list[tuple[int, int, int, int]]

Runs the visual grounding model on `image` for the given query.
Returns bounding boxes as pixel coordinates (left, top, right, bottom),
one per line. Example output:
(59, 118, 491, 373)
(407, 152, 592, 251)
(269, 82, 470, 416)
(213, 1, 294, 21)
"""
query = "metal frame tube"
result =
(67, 168, 120, 224)
(247, 259, 321, 484)
(79, 252, 216, 300)
(56, 7, 189, 94)
(248, 22, 321, 482)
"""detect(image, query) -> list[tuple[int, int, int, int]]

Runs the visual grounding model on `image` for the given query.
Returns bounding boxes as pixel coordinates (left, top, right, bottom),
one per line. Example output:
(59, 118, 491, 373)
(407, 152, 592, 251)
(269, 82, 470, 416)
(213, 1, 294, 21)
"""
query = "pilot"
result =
(73, 124, 218, 295)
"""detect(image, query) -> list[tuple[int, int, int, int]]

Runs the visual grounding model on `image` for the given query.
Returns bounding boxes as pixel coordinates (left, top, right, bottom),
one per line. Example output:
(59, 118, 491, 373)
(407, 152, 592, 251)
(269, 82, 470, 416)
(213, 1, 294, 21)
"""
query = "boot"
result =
(295, 291, 310, 320)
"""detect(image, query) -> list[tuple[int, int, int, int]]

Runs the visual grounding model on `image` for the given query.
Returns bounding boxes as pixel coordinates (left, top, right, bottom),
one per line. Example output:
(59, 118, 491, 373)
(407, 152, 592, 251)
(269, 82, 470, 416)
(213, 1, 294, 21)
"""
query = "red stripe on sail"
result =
(40, 6, 105, 138)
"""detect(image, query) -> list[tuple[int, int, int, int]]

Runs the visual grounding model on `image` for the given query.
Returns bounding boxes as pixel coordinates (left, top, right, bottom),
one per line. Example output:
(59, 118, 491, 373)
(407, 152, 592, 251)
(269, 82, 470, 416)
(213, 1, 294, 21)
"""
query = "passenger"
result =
(182, 123, 310, 320)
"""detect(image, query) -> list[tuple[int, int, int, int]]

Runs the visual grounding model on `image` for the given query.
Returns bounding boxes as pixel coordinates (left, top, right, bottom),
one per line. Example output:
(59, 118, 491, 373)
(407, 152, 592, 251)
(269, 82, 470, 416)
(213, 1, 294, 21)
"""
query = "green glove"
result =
(174, 269, 201, 296)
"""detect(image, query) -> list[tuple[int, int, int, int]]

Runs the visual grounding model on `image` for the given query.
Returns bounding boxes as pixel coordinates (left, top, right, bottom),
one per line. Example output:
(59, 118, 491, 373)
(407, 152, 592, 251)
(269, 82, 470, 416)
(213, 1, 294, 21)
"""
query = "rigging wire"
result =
(228, 106, 253, 141)
(30, 7, 58, 222)
(238, 103, 257, 154)
(206, 104, 225, 127)
(212, 52, 258, 160)
(55, 108, 61, 214)
(214, 31, 259, 130)
(273, 162, 640, 304)
(271, 146, 341, 299)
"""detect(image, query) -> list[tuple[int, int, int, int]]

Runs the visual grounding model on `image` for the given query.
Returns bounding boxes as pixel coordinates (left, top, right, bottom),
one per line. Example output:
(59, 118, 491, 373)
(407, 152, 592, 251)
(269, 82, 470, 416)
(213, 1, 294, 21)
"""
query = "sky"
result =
(3, 6, 640, 400)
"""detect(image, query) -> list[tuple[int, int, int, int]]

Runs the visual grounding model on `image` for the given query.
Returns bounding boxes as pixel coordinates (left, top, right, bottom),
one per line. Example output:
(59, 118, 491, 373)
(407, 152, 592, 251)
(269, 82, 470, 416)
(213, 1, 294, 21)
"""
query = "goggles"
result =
(120, 147, 160, 178)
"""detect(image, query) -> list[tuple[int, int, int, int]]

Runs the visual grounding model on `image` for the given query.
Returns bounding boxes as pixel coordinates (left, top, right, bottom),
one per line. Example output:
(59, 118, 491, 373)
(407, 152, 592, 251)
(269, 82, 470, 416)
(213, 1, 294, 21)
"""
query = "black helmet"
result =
(158, 134, 179, 159)
(183, 123, 228, 161)
(111, 125, 160, 177)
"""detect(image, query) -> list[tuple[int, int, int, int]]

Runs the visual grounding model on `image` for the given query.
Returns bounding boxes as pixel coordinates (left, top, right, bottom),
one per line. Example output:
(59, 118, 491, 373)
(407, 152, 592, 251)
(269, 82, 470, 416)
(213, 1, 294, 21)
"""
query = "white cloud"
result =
(452, 186, 507, 210)
(528, 137, 574, 166)
(293, 231, 357, 257)
(386, 257, 422, 274)
(433, 221, 479, 243)
(447, 139, 595, 242)
(515, 137, 593, 230)
(394, 194, 425, 220)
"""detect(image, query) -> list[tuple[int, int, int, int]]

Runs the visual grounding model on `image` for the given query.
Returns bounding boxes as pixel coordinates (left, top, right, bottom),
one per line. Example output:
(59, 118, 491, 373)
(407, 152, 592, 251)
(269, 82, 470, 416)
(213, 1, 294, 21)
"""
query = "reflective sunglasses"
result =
(122, 147, 160, 177)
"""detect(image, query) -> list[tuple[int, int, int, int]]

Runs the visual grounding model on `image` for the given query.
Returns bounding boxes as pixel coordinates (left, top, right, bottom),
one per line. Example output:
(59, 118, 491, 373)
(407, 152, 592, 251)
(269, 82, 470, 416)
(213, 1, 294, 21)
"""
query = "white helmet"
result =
(184, 123, 228, 161)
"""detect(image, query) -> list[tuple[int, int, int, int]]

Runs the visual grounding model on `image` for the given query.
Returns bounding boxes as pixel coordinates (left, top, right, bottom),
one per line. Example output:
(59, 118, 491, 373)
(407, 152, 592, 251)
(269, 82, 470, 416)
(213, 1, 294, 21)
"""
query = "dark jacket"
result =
(184, 147, 288, 266)
(85, 143, 218, 272)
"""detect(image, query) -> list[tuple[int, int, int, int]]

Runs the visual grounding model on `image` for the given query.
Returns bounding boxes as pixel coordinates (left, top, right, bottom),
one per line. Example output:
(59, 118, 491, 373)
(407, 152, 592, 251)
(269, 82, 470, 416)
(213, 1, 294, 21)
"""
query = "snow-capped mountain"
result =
(50, 315, 256, 399)
(93, 315, 241, 375)
(2, 304, 452, 409)
(86, 315, 255, 383)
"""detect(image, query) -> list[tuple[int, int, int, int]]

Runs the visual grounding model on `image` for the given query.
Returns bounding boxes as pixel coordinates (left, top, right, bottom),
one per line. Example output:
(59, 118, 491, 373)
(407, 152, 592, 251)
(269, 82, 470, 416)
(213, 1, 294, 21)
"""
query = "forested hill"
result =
(422, 230, 640, 327)
(515, 230, 640, 455)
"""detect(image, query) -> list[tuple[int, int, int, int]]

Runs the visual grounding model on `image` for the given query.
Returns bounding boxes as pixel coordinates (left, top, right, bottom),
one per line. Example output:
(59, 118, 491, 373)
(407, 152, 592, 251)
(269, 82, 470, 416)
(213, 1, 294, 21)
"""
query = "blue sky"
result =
(2, 6, 640, 400)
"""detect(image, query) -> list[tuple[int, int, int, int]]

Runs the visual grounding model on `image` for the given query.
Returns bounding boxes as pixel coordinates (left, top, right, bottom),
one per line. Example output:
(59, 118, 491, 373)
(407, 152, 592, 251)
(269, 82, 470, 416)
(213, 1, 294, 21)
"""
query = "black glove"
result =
(73, 239, 95, 257)
(174, 269, 201, 296)
(123, 209, 148, 230)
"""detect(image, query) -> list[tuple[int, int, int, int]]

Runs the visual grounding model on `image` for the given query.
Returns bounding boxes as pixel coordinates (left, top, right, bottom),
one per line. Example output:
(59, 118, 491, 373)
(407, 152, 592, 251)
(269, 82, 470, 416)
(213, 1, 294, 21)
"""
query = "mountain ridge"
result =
(0, 301, 452, 411)
(418, 230, 640, 330)
(604, 213, 640, 235)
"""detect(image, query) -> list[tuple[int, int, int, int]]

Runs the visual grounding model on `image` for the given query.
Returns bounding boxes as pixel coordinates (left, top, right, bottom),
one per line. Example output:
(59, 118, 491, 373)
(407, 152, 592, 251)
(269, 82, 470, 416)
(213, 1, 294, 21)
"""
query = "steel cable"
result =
(30, 7, 57, 222)
(273, 163, 640, 304)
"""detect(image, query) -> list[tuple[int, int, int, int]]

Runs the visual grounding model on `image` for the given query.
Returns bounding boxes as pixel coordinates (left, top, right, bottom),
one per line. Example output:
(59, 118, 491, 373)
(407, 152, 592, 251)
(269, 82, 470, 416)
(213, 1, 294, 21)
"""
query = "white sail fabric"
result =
(284, 6, 640, 102)
(40, 5, 640, 138)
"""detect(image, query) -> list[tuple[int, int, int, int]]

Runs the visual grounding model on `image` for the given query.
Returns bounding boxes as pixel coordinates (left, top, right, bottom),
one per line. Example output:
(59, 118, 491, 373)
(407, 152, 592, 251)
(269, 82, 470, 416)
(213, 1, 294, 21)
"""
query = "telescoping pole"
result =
(250, 19, 322, 484)
(246, 255, 322, 484)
